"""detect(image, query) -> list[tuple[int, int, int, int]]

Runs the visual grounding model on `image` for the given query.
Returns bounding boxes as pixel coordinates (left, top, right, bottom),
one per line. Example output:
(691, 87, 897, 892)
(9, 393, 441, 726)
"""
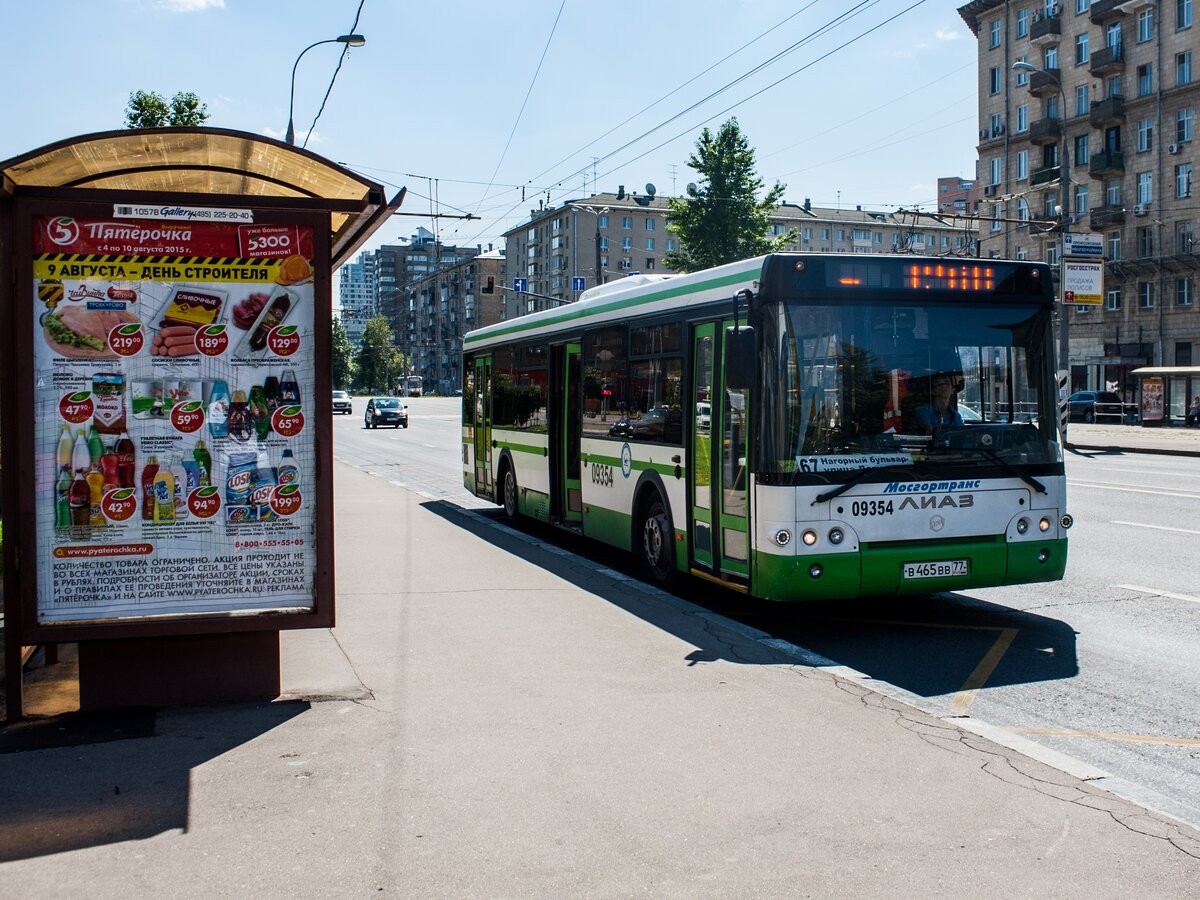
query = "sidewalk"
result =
(1066, 421, 1200, 456)
(1, 461, 1199, 896)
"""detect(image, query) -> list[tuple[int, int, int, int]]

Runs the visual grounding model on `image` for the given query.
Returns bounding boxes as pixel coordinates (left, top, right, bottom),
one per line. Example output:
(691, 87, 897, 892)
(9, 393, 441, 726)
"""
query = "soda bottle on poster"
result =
(87, 467, 105, 526)
(87, 424, 104, 467)
(56, 425, 74, 469)
(71, 430, 90, 474)
(193, 439, 213, 487)
(115, 431, 136, 488)
(55, 466, 71, 528)
(69, 469, 91, 529)
(100, 446, 120, 491)
(280, 369, 300, 405)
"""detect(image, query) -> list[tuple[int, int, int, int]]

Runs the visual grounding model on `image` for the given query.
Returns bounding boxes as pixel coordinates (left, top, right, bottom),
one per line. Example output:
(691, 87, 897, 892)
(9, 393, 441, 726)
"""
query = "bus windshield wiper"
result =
(811, 465, 913, 506)
(939, 446, 1046, 494)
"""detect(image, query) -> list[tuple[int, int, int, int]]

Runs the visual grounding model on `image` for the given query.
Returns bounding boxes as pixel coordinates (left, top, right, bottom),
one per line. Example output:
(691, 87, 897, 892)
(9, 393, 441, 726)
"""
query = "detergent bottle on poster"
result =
(280, 368, 300, 405)
(249, 385, 270, 441)
(141, 455, 160, 521)
(227, 390, 252, 442)
(170, 456, 189, 519)
(193, 439, 212, 487)
(277, 448, 299, 490)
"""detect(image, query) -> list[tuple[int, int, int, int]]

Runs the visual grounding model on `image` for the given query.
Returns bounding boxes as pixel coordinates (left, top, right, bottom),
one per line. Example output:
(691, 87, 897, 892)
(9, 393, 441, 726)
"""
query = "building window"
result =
(598, 215, 608, 229)
(1181, 0, 1194, 28)
(1177, 163, 1194, 197)
(1138, 282, 1154, 308)
(990, 19, 1001, 47)
(1106, 288, 1122, 310)
(1015, 54, 1029, 84)
(645, 218, 655, 231)
(1017, 105, 1029, 132)
(622, 216, 632, 229)
(1076, 32, 1089, 64)
(1137, 118, 1153, 151)
(622, 237, 632, 250)
(1138, 7, 1154, 41)
(1077, 0, 1090, 11)
(991, 206, 1002, 232)
(1107, 73, 1122, 97)
(1178, 221, 1194, 253)
(645, 238, 654, 250)
(1045, 94, 1060, 120)
(1017, 8, 1030, 36)
(820, 228, 830, 240)
(1106, 178, 1122, 206)
(1138, 63, 1153, 95)
(1177, 277, 1193, 306)
(1137, 225, 1155, 256)
(1075, 84, 1090, 115)
(599, 236, 609, 250)
(645, 258, 656, 271)
(1137, 171, 1153, 204)
(1177, 342, 1193, 366)
(1108, 231, 1121, 259)
(1075, 183, 1089, 213)
(990, 66, 1002, 94)
(1075, 133, 1089, 165)
(1046, 244, 1060, 266)
(1044, 190, 1058, 218)
(1018, 197, 1031, 223)
(990, 157, 1003, 185)
(1045, 46, 1058, 69)
(619, 257, 632, 270)
(1017, 149, 1029, 179)
(1178, 108, 1195, 142)
(1179, 51, 1193, 85)
(665, 239, 676, 252)
(991, 112, 1003, 134)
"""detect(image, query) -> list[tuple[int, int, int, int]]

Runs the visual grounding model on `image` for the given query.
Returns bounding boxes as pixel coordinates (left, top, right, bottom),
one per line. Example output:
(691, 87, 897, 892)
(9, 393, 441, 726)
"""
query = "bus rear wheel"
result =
(639, 496, 675, 587)
(501, 464, 519, 521)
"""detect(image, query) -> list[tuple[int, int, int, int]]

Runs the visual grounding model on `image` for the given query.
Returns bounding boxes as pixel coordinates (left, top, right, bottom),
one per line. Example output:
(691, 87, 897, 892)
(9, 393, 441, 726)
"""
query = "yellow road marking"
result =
(949, 627, 1018, 714)
(1009, 727, 1200, 748)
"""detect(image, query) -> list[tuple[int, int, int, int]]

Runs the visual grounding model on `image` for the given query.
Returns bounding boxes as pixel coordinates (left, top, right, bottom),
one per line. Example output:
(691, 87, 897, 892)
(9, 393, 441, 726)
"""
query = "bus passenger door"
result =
(688, 321, 750, 580)
(474, 355, 493, 500)
(561, 342, 583, 524)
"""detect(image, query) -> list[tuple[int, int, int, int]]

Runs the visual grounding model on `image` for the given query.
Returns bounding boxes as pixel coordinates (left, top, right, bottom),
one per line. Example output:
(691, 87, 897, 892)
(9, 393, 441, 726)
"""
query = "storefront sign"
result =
(32, 213, 317, 624)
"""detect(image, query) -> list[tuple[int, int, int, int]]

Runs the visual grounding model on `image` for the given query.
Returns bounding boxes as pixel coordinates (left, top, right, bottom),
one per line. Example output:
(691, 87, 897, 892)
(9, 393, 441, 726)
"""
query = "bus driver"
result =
(912, 371, 964, 435)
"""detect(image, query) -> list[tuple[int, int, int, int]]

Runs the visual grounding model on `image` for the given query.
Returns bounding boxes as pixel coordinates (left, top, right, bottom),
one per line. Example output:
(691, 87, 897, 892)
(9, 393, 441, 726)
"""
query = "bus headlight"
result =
(1039, 517, 1051, 532)
(1016, 517, 1030, 535)
(773, 529, 792, 547)
(801, 529, 818, 546)
(828, 527, 844, 545)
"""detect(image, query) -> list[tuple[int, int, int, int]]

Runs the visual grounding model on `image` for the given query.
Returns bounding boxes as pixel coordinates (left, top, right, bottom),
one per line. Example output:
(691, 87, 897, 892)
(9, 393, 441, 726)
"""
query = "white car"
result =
(332, 390, 353, 414)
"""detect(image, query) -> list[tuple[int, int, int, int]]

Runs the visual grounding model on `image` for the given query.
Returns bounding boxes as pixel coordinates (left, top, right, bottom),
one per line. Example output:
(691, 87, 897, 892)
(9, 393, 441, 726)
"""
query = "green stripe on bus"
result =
(463, 269, 756, 347)
(496, 439, 547, 457)
(584, 452, 683, 477)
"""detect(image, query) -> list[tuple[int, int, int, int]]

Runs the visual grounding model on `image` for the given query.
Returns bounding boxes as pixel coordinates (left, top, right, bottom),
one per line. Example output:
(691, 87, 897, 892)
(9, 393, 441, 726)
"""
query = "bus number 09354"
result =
(851, 499, 894, 516)
(591, 464, 614, 487)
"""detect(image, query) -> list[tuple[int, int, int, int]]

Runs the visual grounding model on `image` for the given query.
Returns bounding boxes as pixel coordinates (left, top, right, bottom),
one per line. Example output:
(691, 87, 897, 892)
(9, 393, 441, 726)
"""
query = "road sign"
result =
(572, 276, 586, 291)
(1062, 232, 1104, 258)
(513, 278, 528, 293)
(1062, 259, 1104, 304)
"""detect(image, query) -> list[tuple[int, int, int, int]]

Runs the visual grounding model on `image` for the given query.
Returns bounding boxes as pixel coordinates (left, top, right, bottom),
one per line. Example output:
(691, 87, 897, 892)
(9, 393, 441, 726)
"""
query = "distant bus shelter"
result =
(1131, 366, 1200, 425)
(1, 128, 403, 719)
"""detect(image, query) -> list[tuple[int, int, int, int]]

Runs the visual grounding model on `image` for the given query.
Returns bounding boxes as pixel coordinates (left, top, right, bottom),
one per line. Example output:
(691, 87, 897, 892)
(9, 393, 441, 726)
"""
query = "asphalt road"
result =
(333, 395, 1200, 827)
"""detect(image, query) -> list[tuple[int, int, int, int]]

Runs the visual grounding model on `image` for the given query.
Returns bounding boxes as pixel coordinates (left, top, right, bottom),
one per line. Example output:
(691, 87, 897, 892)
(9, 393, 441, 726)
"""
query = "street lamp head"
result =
(286, 34, 367, 145)
(337, 34, 366, 47)
(1011, 60, 1038, 72)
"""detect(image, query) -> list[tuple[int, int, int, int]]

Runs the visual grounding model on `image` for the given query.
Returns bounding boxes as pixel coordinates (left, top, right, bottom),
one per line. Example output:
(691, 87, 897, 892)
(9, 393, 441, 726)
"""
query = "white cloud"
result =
(156, 0, 225, 11)
(936, 28, 960, 41)
(261, 125, 320, 146)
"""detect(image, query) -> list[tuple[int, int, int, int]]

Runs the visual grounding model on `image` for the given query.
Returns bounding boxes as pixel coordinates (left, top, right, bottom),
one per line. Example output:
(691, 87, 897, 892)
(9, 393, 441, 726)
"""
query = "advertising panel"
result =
(1062, 259, 1104, 305)
(1140, 376, 1165, 423)
(31, 212, 317, 624)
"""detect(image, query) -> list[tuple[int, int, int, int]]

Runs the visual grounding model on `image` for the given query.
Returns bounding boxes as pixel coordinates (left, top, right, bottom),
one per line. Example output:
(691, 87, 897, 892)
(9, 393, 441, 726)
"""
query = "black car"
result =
(1067, 390, 1125, 423)
(607, 407, 682, 443)
(364, 397, 409, 428)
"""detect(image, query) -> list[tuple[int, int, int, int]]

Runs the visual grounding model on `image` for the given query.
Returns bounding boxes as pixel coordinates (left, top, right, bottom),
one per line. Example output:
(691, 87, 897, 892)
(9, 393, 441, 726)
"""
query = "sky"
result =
(0, 0, 979, 272)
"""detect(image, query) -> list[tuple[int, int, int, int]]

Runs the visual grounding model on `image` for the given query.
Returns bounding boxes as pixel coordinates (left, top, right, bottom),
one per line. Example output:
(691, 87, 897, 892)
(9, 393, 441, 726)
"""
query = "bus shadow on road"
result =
(423, 501, 1079, 702)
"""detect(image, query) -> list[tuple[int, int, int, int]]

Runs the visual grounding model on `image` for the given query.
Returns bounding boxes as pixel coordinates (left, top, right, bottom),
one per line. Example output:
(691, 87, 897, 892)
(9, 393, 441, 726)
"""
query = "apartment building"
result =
(501, 190, 976, 319)
(403, 250, 505, 394)
(938, 169, 984, 215)
(338, 253, 376, 349)
(960, 0, 1199, 404)
(371, 231, 480, 351)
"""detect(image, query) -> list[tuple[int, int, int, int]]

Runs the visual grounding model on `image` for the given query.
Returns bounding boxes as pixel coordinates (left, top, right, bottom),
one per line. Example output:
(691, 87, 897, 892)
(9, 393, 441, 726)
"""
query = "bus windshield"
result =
(758, 296, 1060, 482)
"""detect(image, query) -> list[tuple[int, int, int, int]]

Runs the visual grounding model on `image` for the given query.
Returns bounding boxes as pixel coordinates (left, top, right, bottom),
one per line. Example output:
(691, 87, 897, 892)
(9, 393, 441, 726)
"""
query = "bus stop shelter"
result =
(0, 128, 402, 720)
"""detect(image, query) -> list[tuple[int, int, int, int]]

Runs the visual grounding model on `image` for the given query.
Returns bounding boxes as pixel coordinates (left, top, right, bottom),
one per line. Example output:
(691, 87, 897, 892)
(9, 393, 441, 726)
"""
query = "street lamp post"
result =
(574, 205, 609, 293)
(1013, 61, 1071, 383)
(285, 33, 366, 145)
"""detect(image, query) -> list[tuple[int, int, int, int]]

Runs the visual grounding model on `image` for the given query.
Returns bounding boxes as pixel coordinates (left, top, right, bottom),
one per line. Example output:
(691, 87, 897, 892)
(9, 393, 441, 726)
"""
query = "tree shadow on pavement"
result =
(421, 501, 1079, 701)
(0, 699, 307, 862)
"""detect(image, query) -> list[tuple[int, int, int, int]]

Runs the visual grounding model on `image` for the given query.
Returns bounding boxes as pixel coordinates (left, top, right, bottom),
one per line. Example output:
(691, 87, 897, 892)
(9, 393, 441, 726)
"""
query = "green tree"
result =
(332, 316, 355, 391)
(354, 316, 407, 394)
(124, 90, 210, 128)
(664, 118, 795, 272)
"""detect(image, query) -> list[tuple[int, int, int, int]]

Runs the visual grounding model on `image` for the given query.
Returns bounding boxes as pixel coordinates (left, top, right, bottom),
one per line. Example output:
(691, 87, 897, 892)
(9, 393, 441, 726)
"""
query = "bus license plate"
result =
(902, 559, 969, 580)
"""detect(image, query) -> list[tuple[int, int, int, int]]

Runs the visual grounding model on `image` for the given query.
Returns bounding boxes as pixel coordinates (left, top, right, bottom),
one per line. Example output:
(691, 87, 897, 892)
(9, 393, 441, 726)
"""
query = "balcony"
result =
(1028, 69, 1062, 98)
(1089, 0, 1149, 23)
(1089, 149, 1126, 176)
(1030, 11, 1062, 44)
(1029, 117, 1063, 145)
(1089, 95, 1126, 126)
(1031, 165, 1063, 187)
(1091, 205, 1126, 229)
(1088, 45, 1125, 76)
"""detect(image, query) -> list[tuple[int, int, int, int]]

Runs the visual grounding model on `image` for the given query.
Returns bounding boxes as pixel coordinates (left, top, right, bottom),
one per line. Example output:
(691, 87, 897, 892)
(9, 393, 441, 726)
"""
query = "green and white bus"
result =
(462, 253, 1071, 600)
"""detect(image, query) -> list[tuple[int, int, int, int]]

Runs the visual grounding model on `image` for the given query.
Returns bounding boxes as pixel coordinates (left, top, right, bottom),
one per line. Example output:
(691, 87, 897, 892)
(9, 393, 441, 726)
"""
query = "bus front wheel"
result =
(501, 464, 519, 521)
(639, 495, 675, 587)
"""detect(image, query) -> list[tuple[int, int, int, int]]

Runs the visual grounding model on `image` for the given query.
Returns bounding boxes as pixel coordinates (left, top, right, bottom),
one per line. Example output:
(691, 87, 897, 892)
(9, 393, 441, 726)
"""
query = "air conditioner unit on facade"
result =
(1133, 203, 1149, 216)
(1168, 143, 1180, 154)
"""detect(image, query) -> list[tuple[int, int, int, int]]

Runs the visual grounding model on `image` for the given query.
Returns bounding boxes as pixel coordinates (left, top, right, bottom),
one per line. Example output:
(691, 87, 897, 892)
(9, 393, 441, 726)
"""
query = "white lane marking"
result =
(1072, 465, 1200, 478)
(1068, 480, 1200, 499)
(1111, 520, 1200, 536)
(1117, 584, 1200, 605)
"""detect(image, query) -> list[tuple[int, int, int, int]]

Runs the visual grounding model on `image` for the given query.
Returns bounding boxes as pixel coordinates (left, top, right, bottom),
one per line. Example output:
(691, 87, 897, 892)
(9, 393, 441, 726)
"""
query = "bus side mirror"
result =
(726, 326, 756, 389)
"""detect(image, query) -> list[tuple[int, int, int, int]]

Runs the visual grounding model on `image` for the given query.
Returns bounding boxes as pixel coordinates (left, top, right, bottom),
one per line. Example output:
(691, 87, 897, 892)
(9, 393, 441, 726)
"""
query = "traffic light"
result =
(483, 275, 495, 294)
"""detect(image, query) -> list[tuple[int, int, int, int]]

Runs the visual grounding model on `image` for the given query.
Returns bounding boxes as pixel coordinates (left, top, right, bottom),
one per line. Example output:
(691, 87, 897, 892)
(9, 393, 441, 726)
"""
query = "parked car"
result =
(332, 390, 353, 415)
(364, 397, 409, 429)
(607, 407, 683, 443)
(1067, 390, 1125, 423)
